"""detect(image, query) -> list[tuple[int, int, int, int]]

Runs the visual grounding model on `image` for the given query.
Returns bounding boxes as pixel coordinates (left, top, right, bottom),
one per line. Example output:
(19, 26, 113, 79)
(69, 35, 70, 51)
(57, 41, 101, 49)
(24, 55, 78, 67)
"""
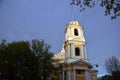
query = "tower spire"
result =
(70, 5, 76, 21)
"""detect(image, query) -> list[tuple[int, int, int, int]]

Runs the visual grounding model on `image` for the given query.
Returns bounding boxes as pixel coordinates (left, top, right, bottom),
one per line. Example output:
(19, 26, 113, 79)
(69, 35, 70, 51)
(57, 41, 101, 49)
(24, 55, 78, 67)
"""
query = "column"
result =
(60, 71, 62, 80)
(73, 69, 76, 80)
(70, 44, 71, 58)
(89, 72, 92, 80)
(68, 44, 70, 58)
(65, 49, 67, 59)
(85, 70, 88, 80)
(84, 45, 87, 60)
(72, 43, 75, 58)
(62, 71, 64, 80)
(80, 45, 83, 59)
(68, 70, 71, 80)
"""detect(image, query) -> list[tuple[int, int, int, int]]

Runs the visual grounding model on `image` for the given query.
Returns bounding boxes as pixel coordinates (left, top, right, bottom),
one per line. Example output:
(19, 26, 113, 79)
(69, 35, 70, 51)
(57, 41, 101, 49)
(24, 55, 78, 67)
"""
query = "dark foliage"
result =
(0, 40, 39, 80)
(31, 39, 54, 80)
(0, 39, 54, 80)
(98, 75, 112, 80)
(71, 0, 120, 19)
(105, 56, 120, 80)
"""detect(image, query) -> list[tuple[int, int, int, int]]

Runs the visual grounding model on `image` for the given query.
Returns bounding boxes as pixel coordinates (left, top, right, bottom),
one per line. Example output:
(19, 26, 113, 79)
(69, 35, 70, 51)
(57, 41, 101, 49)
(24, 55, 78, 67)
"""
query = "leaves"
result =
(71, 0, 120, 19)
(0, 40, 39, 80)
(71, 0, 96, 11)
(0, 39, 54, 80)
(100, 0, 120, 19)
(31, 39, 54, 80)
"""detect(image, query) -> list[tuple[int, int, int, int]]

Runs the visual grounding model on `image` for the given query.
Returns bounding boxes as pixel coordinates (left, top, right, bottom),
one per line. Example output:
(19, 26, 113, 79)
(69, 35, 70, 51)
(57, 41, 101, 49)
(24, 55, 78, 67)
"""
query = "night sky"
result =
(0, 0, 120, 76)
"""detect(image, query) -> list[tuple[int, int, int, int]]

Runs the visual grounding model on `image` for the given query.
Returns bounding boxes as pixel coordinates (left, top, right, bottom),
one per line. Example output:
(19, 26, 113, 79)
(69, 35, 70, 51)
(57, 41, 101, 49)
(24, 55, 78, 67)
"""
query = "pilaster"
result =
(68, 70, 71, 80)
(62, 71, 64, 80)
(73, 69, 76, 80)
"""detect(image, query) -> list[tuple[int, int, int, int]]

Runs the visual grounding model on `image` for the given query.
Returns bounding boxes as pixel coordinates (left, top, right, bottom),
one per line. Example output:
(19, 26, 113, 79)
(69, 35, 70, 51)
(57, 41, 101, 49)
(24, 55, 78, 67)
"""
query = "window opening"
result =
(74, 29, 78, 36)
(75, 47, 80, 56)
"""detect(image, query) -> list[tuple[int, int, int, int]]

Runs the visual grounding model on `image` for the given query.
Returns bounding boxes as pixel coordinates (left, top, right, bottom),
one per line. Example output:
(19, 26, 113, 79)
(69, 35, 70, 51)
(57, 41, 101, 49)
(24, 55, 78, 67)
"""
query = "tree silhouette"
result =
(31, 39, 54, 80)
(0, 40, 38, 80)
(71, 0, 120, 20)
(105, 56, 120, 80)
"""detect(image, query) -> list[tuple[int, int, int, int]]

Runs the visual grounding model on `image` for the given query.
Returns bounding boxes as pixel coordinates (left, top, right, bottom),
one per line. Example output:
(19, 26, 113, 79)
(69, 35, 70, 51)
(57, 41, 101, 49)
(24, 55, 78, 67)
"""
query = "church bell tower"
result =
(64, 21, 87, 63)
(52, 20, 98, 80)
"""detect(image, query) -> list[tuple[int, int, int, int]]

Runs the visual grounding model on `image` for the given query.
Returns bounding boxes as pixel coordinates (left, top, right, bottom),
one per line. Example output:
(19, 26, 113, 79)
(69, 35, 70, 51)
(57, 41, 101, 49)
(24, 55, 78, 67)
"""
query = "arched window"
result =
(75, 47, 80, 56)
(74, 29, 78, 36)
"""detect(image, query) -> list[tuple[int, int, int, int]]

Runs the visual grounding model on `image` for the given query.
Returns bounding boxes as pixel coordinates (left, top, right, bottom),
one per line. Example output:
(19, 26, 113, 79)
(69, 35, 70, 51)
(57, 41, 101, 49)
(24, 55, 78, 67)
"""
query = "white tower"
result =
(52, 20, 98, 80)
(64, 21, 87, 63)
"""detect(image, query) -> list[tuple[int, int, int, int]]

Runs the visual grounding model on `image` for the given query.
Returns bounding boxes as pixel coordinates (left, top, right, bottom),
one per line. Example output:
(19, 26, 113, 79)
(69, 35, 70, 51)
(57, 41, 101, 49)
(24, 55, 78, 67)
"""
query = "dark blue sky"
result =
(0, 0, 120, 76)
